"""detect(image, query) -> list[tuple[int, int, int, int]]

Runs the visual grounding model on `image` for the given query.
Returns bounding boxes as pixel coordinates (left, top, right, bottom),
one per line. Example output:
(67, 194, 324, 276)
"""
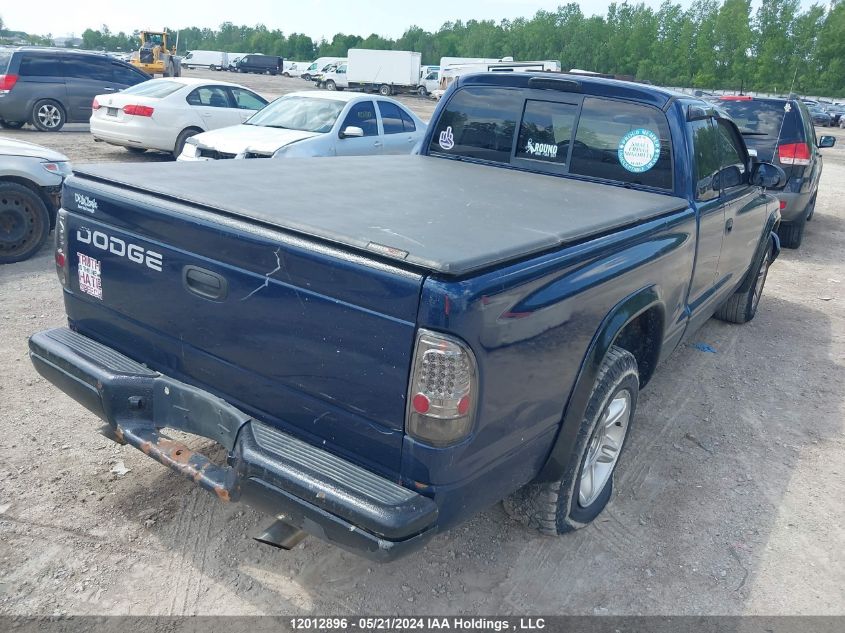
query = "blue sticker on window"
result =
(618, 128, 660, 173)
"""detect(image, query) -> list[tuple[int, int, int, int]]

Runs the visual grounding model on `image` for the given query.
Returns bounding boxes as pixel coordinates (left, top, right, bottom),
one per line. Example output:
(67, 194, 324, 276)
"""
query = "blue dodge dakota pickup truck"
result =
(30, 73, 785, 560)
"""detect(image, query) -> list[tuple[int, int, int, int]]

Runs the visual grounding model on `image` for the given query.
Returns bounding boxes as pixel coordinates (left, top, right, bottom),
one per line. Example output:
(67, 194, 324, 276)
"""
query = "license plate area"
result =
(107, 107, 119, 117)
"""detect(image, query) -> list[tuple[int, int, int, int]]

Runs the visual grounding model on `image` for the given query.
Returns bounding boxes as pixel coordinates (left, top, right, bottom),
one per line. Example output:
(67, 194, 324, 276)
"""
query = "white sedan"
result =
(178, 91, 426, 161)
(90, 78, 269, 158)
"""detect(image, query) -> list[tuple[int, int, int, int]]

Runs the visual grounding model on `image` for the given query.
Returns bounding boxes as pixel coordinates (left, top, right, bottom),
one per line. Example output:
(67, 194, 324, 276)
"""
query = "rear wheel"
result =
(302, 74, 311, 81)
(504, 346, 639, 534)
(378, 84, 392, 96)
(173, 128, 201, 159)
(325, 80, 336, 91)
(417, 85, 428, 97)
(777, 216, 806, 249)
(715, 241, 772, 324)
(0, 182, 51, 264)
(31, 100, 66, 132)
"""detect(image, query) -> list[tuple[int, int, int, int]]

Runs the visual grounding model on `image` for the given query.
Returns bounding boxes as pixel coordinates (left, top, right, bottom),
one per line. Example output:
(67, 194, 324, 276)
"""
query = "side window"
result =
(514, 99, 577, 166)
(399, 109, 416, 133)
(569, 97, 673, 190)
(187, 86, 231, 108)
(689, 119, 720, 202)
(377, 101, 405, 134)
(428, 86, 522, 163)
(229, 88, 266, 110)
(112, 63, 146, 86)
(18, 54, 63, 77)
(716, 120, 747, 189)
(341, 101, 378, 136)
(797, 102, 817, 148)
(65, 56, 114, 82)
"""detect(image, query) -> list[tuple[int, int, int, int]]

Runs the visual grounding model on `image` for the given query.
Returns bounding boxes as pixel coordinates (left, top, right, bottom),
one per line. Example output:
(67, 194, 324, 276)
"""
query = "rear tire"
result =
(715, 241, 772, 324)
(777, 216, 806, 249)
(0, 182, 51, 264)
(173, 128, 201, 159)
(504, 346, 639, 534)
(378, 84, 392, 96)
(31, 100, 66, 132)
(325, 80, 336, 91)
(417, 86, 428, 97)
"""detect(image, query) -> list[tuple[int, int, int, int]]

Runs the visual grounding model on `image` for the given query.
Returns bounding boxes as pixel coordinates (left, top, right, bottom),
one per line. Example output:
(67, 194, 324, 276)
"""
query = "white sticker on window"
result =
(618, 128, 660, 173)
(77, 253, 102, 299)
(524, 138, 558, 159)
(438, 126, 455, 150)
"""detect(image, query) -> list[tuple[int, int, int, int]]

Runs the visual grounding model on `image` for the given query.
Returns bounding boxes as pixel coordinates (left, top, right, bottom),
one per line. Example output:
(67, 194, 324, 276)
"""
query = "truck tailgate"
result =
(61, 175, 424, 476)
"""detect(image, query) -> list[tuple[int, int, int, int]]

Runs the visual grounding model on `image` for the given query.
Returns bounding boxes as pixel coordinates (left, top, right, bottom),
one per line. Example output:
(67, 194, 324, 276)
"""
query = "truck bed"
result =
(72, 155, 688, 276)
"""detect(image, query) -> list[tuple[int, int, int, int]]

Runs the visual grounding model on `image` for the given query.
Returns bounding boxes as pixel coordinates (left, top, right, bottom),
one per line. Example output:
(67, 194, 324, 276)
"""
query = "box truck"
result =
(344, 49, 422, 96)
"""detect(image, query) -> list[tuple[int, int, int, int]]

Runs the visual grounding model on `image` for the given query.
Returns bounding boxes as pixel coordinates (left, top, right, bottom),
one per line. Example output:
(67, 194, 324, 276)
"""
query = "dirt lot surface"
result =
(0, 69, 843, 616)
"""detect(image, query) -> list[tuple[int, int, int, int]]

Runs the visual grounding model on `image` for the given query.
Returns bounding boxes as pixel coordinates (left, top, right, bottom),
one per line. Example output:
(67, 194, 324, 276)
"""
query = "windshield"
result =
(717, 100, 787, 137)
(246, 95, 344, 132)
(121, 80, 183, 98)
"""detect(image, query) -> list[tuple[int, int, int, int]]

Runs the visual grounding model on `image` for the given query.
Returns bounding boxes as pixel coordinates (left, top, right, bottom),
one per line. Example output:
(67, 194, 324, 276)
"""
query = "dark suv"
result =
(0, 47, 150, 132)
(717, 95, 835, 248)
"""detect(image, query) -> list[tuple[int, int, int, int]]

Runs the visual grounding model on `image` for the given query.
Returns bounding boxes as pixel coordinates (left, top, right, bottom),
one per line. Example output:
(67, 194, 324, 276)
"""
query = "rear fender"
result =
(534, 285, 664, 482)
(736, 206, 781, 295)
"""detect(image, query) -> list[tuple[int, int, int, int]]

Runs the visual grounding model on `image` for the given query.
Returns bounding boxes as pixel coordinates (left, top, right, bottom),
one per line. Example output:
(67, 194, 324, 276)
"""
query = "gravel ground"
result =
(0, 70, 843, 616)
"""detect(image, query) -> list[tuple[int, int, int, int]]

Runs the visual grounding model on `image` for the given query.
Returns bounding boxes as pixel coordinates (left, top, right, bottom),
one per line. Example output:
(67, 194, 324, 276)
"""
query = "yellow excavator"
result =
(130, 30, 182, 77)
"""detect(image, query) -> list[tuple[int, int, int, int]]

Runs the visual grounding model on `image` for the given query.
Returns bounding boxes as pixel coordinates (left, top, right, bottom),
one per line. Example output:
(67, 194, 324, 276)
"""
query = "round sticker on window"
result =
(617, 128, 660, 173)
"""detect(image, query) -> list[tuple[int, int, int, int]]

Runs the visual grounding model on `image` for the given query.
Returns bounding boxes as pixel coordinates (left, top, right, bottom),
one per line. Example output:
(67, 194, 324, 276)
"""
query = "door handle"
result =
(183, 265, 228, 301)
(725, 218, 734, 233)
(374, 141, 383, 147)
(102, 87, 117, 91)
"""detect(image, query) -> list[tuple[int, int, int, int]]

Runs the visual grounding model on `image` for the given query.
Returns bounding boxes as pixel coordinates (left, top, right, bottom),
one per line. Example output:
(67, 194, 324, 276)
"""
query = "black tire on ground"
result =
(173, 128, 201, 159)
(0, 120, 25, 129)
(0, 182, 51, 264)
(125, 147, 147, 154)
(302, 74, 311, 81)
(325, 80, 336, 91)
(379, 84, 392, 96)
(283, 72, 290, 77)
(715, 241, 773, 324)
(31, 99, 66, 132)
(503, 346, 639, 534)
(417, 86, 428, 97)
(777, 216, 806, 249)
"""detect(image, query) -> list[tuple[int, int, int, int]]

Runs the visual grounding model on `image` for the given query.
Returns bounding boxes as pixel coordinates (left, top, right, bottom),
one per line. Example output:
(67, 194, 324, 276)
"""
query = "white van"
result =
(183, 50, 228, 70)
(281, 61, 309, 78)
(301, 57, 346, 81)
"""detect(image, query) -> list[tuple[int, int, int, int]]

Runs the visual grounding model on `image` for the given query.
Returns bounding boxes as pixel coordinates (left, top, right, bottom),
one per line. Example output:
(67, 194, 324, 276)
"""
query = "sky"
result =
(2, 0, 688, 41)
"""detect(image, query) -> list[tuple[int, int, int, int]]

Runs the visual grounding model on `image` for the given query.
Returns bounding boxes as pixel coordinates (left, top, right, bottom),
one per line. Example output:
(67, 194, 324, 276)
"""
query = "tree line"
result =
(66, 0, 845, 97)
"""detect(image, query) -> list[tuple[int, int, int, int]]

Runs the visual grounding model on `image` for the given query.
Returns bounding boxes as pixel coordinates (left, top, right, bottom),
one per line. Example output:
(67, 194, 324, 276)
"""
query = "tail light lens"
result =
(54, 209, 69, 288)
(777, 142, 811, 166)
(407, 329, 477, 446)
(92, 98, 101, 110)
(0, 74, 18, 93)
(123, 104, 154, 117)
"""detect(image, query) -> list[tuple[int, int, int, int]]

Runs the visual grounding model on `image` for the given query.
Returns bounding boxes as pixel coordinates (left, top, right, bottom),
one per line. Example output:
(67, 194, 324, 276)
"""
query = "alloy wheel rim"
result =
(37, 105, 60, 128)
(578, 389, 631, 508)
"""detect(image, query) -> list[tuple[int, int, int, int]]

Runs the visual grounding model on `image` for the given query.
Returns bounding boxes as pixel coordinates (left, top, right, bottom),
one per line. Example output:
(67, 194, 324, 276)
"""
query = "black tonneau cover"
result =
(72, 155, 688, 276)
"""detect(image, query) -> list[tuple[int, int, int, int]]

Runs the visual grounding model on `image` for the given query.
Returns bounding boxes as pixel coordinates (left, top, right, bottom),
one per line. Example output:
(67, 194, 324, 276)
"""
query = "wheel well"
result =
(611, 305, 664, 388)
(0, 176, 55, 211)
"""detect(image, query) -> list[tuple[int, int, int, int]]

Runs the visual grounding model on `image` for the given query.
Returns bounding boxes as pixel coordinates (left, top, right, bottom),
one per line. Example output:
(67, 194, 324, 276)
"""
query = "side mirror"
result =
(339, 125, 364, 139)
(819, 135, 836, 148)
(750, 161, 786, 189)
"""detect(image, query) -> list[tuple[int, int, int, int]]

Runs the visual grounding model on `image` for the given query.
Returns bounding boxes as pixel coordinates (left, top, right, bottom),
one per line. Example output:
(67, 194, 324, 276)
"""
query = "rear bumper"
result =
(28, 327, 438, 561)
(776, 190, 813, 222)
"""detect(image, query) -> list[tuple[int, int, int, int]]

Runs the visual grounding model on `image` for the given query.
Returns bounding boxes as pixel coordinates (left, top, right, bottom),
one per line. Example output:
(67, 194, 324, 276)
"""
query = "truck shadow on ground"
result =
(107, 293, 842, 614)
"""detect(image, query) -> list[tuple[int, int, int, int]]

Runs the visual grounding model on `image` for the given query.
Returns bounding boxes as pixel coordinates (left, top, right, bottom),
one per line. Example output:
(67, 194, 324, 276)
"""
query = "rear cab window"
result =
(428, 86, 673, 190)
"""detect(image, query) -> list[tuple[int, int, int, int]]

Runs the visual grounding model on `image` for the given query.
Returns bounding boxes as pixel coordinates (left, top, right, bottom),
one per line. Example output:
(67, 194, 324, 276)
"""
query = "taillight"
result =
(0, 74, 18, 92)
(407, 329, 477, 446)
(777, 142, 811, 166)
(92, 98, 101, 110)
(123, 104, 154, 117)
(54, 209, 69, 288)
(779, 200, 787, 210)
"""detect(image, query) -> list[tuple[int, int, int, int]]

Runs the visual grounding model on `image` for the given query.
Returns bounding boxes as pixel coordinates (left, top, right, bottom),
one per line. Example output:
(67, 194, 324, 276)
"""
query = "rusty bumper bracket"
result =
(115, 422, 240, 502)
